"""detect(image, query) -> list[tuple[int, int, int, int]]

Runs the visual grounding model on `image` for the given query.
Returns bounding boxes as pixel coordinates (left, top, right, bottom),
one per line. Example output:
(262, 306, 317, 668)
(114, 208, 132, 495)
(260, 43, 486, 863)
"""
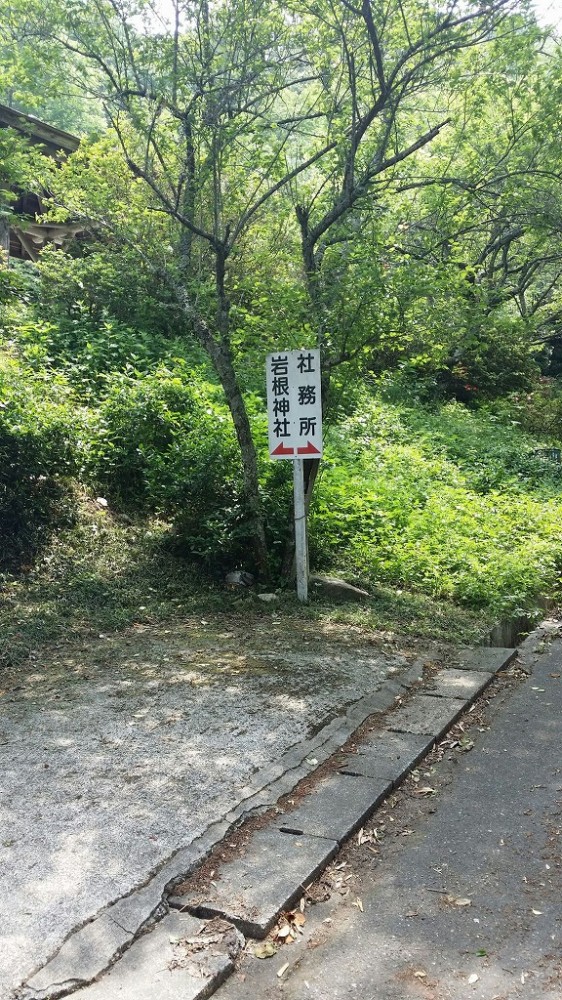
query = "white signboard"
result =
(266, 349, 323, 460)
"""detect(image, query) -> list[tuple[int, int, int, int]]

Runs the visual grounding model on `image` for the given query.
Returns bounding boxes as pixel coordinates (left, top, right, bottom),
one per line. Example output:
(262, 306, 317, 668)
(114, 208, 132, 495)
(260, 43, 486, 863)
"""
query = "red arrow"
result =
(297, 441, 321, 455)
(271, 442, 295, 456)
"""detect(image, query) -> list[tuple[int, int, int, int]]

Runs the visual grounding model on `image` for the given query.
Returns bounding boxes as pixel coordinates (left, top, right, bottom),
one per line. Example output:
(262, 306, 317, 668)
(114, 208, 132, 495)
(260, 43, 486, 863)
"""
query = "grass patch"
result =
(300, 585, 494, 645)
(0, 496, 493, 672)
(0, 501, 217, 668)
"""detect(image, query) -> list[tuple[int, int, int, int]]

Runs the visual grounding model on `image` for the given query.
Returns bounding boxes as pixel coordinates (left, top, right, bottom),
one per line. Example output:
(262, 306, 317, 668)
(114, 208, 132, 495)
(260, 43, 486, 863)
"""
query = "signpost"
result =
(266, 350, 322, 602)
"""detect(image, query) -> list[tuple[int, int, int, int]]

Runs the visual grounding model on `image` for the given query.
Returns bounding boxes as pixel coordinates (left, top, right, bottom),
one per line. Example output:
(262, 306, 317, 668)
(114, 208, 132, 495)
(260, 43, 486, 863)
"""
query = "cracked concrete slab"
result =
(339, 731, 434, 782)
(107, 882, 168, 936)
(172, 828, 339, 938)
(24, 915, 132, 997)
(275, 771, 392, 843)
(454, 646, 516, 671)
(63, 913, 233, 1000)
(388, 694, 466, 736)
(423, 667, 493, 700)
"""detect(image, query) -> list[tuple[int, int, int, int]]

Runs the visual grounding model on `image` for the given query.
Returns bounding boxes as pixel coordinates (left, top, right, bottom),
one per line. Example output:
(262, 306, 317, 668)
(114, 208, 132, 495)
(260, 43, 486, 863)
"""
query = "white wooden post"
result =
(266, 350, 321, 602)
(293, 458, 308, 602)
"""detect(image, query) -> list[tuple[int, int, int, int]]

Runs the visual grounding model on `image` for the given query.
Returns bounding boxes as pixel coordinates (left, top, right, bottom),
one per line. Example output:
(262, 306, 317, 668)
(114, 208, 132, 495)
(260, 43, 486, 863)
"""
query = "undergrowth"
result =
(0, 496, 493, 670)
(3, 298, 562, 664)
(311, 395, 562, 618)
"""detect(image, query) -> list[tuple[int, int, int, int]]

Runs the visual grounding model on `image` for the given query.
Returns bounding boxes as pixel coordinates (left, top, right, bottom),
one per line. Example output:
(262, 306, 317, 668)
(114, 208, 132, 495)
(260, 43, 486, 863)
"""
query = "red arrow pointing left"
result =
(271, 442, 295, 456)
(297, 441, 321, 455)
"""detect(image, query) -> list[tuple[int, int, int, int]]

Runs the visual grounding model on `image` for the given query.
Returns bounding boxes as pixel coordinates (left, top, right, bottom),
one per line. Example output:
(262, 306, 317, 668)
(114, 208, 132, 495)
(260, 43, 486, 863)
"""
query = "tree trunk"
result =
(211, 337, 269, 578)
(0, 216, 9, 258)
(174, 280, 269, 577)
(179, 119, 196, 277)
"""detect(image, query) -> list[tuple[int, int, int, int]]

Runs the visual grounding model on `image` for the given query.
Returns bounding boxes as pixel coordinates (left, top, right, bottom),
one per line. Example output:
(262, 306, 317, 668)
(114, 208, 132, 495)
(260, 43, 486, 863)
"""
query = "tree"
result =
(0, 0, 104, 133)
(381, 16, 562, 393)
(17, 0, 529, 573)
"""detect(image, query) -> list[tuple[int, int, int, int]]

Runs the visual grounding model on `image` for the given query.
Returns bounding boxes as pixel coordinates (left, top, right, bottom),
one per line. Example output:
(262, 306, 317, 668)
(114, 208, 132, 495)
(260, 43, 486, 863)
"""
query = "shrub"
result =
(84, 364, 257, 567)
(399, 400, 562, 495)
(38, 247, 184, 338)
(484, 379, 562, 440)
(310, 394, 562, 616)
(0, 357, 80, 568)
(434, 316, 538, 402)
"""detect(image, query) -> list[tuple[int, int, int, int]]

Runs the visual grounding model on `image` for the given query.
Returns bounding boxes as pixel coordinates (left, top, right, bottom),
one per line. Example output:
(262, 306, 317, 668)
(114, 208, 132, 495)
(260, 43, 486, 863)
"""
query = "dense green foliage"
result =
(1, 0, 562, 647)
(3, 292, 562, 621)
(0, 354, 79, 566)
(313, 395, 562, 615)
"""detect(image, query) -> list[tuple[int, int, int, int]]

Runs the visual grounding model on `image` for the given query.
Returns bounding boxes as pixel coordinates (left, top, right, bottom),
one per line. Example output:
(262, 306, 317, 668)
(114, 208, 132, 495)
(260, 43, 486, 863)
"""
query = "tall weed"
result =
(312, 395, 562, 615)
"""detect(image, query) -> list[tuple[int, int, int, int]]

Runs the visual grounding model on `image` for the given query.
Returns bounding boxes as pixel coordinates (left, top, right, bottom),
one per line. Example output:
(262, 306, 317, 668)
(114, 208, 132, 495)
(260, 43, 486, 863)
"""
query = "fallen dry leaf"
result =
(414, 970, 427, 979)
(277, 962, 290, 978)
(353, 897, 364, 912)
(273, 909, 307, 944)
(252, 941, 277, 959)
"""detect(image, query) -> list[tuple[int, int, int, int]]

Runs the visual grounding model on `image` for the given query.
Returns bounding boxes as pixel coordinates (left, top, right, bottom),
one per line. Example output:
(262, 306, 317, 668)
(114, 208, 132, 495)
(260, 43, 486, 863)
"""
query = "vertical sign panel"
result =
(266, 349, 323, 459)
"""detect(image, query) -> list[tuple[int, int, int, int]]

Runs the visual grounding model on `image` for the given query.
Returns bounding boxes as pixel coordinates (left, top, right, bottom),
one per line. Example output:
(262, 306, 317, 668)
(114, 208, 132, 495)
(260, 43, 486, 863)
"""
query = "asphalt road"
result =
(218, 630, 562, 1000)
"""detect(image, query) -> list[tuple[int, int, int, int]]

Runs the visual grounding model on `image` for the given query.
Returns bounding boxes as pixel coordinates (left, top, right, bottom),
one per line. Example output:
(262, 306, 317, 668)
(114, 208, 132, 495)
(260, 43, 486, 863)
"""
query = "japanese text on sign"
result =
(266, 349, 323, 459)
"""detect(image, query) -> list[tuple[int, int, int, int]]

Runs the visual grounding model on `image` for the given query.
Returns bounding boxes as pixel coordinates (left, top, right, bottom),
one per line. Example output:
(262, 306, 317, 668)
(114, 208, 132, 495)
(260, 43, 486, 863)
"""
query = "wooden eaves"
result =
(0, 103, 81, 260)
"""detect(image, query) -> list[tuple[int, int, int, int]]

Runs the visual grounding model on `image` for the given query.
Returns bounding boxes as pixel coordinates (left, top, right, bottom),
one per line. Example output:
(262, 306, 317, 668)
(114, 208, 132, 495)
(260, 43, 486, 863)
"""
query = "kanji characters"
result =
(267, 349, 322, 458)
(298, 385, 316, 405)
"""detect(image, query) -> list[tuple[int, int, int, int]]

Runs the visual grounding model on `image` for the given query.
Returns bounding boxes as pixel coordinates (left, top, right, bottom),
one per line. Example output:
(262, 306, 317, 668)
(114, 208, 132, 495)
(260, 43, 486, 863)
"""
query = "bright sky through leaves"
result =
(144, 1, 561, 37)
(532, 0, 562, 28)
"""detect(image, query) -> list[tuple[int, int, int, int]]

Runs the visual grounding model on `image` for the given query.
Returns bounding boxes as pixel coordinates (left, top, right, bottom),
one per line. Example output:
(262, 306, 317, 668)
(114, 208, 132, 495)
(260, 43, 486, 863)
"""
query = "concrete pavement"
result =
(8, 618, 559, 1000)
(16, 639, 523, 1000)
(0, 619, 421, 999)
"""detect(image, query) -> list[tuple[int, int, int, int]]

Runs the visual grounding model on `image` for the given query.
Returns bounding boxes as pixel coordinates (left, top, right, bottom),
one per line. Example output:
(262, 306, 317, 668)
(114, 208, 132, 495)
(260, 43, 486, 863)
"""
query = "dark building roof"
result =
(0, 104, 82, 260)
(0, 103, 79, 156)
